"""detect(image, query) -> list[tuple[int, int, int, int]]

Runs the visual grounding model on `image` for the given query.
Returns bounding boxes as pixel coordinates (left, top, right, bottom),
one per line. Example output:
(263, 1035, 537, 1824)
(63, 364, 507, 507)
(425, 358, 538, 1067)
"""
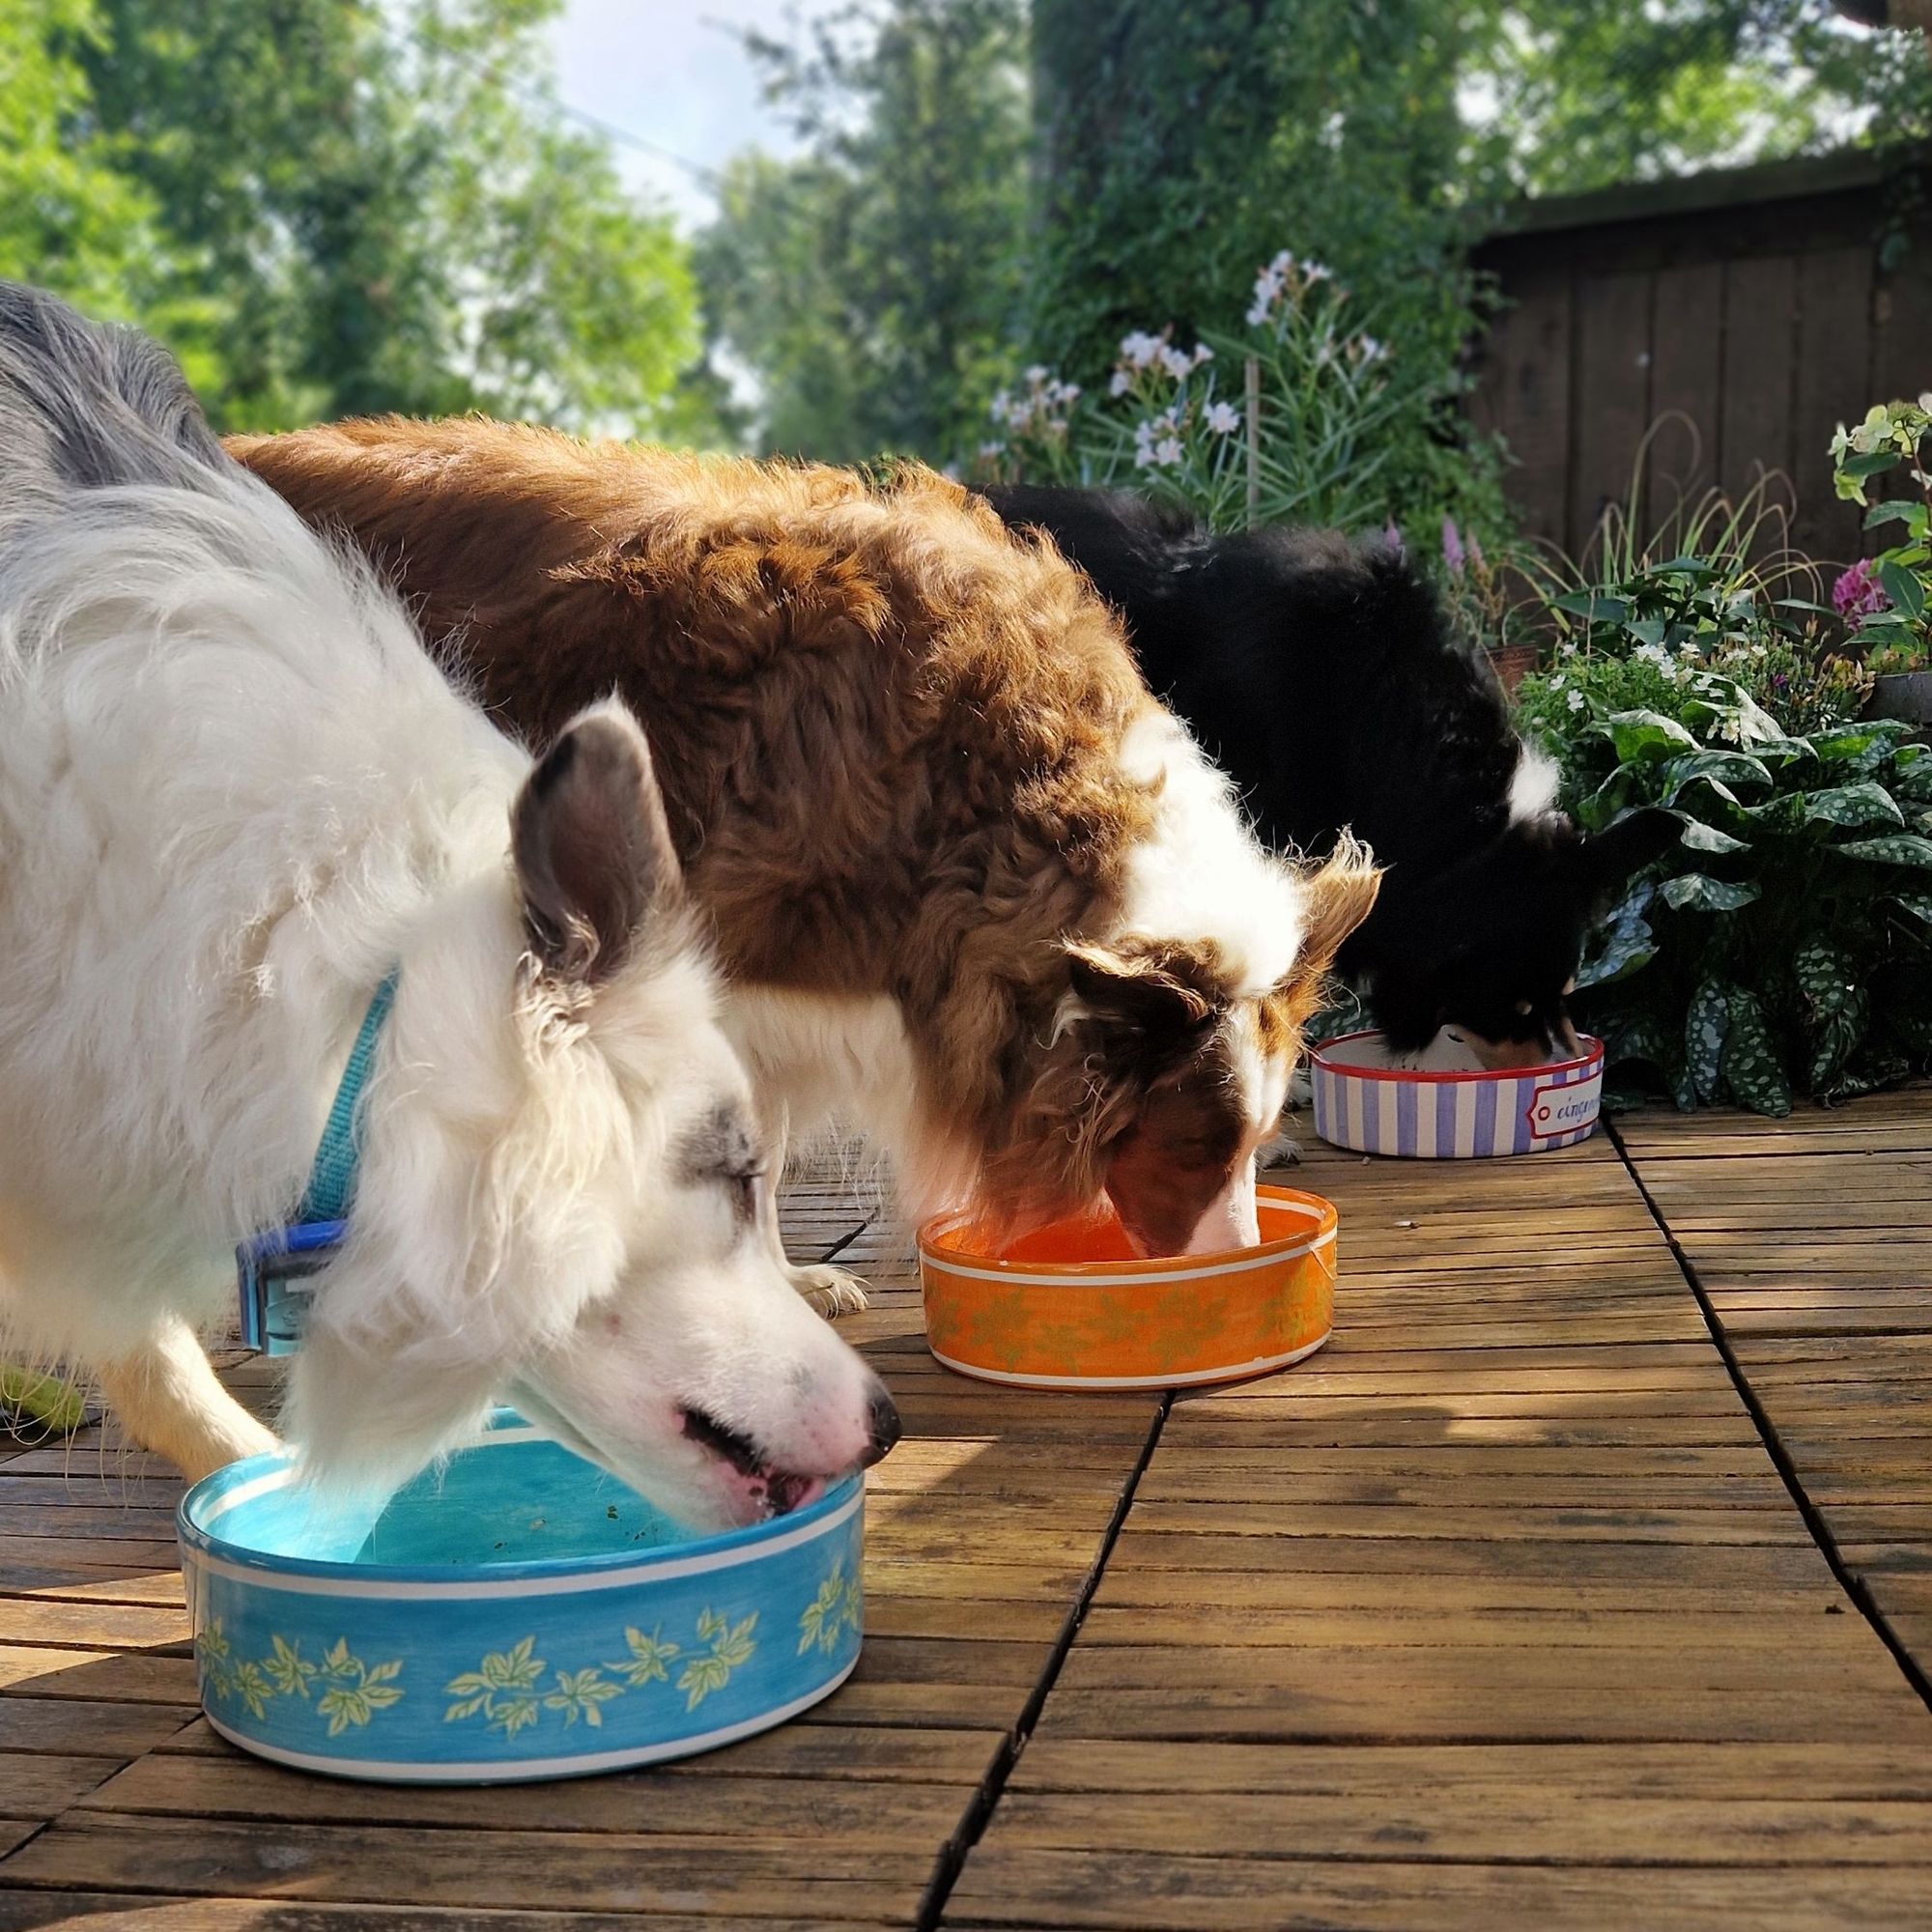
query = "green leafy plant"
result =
(1514, 471, 1871, 742)
(982, 247, 1510, 545)
(1548, 690, 1932, 1115)
(1832, 397, 1932, 676)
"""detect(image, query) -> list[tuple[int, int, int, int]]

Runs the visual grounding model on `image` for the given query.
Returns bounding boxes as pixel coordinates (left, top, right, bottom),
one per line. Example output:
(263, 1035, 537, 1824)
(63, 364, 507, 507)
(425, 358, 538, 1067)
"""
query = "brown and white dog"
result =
(230, 423, 1379, 1293)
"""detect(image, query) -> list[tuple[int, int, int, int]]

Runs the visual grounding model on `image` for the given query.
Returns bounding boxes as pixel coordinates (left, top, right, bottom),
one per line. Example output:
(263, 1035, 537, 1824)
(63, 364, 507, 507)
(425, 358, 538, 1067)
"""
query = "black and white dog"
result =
(985, 485, 1674, 1067)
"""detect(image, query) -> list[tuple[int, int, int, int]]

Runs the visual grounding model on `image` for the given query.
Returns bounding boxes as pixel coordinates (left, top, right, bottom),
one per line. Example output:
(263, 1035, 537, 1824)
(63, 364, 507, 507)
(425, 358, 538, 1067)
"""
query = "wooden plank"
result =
(1568, 269, 1654, 557)
(989, 1781, 1932, 1866)
(1791, 244, 1876, 567)
(0, 1903, 904, 1932)
(0, 1815, 935, 1918)
(1492, 270, 1573, 551)
(945, 1849, 1932, 1930)
(1645, 261, 1723, 520)
(0, 1696, 195, 1758)
(76, 1752, 966, 1844)
(1875, 250, 1932, 416)
(1719, 254, 1798, 517)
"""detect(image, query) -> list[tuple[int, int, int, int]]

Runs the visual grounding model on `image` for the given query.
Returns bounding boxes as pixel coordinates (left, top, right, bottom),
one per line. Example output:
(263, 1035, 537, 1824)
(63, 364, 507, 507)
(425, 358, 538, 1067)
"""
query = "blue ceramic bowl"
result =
(177, 1413, 865, 1783)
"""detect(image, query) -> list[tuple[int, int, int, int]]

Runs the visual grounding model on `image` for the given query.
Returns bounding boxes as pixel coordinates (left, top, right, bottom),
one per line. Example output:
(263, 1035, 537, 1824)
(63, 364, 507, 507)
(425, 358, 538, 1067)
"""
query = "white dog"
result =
(0, 285, 896, 1526)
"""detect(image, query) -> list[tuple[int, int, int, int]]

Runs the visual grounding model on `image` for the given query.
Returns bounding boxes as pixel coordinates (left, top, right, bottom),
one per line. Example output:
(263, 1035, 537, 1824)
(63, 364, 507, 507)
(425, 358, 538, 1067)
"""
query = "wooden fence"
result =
(1468, 147, 1932, 570)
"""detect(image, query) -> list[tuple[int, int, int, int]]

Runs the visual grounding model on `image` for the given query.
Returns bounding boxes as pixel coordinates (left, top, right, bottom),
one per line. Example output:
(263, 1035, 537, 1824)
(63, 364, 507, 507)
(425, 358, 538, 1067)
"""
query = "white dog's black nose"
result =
(861, 1385, 901, 1466)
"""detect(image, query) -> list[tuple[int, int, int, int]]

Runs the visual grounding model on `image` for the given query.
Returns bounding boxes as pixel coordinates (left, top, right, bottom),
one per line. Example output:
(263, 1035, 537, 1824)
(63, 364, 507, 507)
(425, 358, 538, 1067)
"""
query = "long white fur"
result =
(0, 294, 885, 1523)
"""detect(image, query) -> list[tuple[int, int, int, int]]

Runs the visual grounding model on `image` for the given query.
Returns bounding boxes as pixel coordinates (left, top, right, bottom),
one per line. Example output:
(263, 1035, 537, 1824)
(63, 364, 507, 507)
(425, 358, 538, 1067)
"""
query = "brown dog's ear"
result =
(511, 700, 681, 986)
(1293, 834, 1382, 982)
(1064, 940, 1220, 1047)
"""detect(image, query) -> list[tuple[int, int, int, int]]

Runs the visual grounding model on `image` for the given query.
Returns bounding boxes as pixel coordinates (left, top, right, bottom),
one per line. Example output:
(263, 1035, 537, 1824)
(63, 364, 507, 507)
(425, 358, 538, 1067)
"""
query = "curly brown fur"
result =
(231, 420, 1378, 1254)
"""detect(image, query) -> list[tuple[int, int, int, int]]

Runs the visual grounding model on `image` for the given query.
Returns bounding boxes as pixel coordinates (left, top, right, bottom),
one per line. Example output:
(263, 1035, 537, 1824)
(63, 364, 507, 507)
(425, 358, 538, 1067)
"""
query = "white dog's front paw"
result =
(790, 1262, 870, 1318)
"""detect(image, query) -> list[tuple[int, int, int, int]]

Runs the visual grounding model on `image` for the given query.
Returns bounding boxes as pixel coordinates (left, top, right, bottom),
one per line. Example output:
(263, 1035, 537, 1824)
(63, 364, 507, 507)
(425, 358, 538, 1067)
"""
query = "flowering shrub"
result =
(981, 248, 1509, 545)
(1832, 397, 1932, 677)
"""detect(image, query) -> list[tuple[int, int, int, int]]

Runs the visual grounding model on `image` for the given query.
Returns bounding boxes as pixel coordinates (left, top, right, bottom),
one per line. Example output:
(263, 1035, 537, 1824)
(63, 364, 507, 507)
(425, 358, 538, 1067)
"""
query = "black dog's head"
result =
(1365, 807, 1679, 1066)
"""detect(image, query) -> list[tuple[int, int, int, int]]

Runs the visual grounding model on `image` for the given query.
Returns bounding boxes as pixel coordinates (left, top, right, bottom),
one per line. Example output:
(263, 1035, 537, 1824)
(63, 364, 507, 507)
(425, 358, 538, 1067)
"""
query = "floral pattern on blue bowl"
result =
(177, 1414, 864, 1783)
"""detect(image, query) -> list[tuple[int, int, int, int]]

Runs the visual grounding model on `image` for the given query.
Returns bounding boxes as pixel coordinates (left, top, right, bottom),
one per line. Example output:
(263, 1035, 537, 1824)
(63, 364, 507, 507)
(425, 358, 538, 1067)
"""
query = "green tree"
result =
(697, 0, 1029, 463)
(1028, 0, 1487, 394)
(1462, 0, 1932, 197)
(0, 0, 218, 374)
(68, 0, 702, 433)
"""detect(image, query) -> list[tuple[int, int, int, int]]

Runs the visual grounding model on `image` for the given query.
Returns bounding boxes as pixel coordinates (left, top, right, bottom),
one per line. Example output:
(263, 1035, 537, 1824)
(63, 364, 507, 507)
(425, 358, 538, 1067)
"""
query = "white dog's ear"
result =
(511, 701, 681, 985)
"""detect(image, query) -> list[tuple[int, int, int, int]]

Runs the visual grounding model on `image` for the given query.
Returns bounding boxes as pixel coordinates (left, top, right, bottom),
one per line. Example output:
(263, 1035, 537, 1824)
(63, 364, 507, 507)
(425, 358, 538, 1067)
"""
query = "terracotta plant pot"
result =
(1490, 642, 1539, 693)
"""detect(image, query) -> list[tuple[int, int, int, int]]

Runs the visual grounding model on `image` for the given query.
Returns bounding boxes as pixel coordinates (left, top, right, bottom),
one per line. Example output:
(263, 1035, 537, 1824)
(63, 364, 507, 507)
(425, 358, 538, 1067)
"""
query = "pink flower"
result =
(1383, 519, 1403, 557)
(1833, 558, 1889, 620)
(1440, 517, 1465, 577)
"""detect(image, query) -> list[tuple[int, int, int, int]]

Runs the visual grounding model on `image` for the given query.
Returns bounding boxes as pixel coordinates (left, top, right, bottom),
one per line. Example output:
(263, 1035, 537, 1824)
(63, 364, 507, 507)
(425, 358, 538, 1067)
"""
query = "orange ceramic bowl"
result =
(917, 1184, 1338, 1391)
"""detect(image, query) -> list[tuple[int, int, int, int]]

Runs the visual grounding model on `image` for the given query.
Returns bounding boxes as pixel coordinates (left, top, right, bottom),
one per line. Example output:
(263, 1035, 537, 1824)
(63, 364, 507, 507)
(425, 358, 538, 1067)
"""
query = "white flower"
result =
(1244, 300, 1271, 327)
(1023, 364, 1048, 384)
(1560, 640, 1578, 658)
(1660, 661, 1681, 684)
(1192, 343, 1214, 365)
(979, 441, 1005, 458)
(1159, 344, 1194, 381)
(1269, 248, 1294, 273)
(1058, 382, 1081, 404)
(1566, 690, 1585, 713)
(1302, 260, 1333, 283)
(988, 392, 1011, 425)
(1133, 445, 1156, 469)
(1120, 330, 1162, 370)
(1677, 640, 1699, 657)
(1548, 674, 1566, 692)
(1750, 643, 1768, 659)
(1354, 334, 1385, 363)
(1206, 401, 1241, 436)
(1153, 436, 1183, 467)
(1108, 370, 1130, 398)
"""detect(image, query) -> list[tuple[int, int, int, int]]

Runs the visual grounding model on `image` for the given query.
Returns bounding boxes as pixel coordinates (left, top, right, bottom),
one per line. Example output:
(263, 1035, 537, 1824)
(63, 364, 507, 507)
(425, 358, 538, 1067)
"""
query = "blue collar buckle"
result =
(238, 1219, 346, 1356)
(235, 972, 397, 1355)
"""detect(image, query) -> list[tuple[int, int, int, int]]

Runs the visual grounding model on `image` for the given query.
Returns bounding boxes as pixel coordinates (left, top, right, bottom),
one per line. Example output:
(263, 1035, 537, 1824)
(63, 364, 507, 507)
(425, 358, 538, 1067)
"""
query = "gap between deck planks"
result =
(3, 1116, 1931, 1928)
(1618, 1091, 1932, 1705)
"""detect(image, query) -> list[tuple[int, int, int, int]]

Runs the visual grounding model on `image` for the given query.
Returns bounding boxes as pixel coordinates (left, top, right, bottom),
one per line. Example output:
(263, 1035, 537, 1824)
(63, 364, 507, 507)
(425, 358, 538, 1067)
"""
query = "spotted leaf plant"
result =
(1539, 686, 1932, 1115)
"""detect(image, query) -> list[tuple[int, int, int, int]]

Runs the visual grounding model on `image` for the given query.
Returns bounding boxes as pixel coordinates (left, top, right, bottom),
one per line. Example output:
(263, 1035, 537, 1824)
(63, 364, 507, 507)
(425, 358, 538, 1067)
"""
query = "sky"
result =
(546, 1, 845, 230)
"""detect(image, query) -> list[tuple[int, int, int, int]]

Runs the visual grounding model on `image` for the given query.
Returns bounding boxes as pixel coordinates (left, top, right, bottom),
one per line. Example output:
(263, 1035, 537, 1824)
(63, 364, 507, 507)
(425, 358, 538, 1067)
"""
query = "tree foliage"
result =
(9, 0, 703, 435)
(0, 0, 205, 354)
(697, 0, 1029, 463)
(1028, 0, 1486, 395)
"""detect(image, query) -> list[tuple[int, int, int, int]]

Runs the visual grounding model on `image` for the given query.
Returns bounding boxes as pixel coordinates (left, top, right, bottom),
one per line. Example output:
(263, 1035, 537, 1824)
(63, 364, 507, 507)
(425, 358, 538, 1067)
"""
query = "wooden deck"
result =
(3, 1095, 1932, 1928)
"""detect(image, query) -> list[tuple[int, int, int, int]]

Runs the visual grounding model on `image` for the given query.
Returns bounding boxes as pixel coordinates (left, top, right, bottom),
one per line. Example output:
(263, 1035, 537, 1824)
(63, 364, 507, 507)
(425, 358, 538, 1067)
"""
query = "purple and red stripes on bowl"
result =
(1308, 1031, 1605, 1159)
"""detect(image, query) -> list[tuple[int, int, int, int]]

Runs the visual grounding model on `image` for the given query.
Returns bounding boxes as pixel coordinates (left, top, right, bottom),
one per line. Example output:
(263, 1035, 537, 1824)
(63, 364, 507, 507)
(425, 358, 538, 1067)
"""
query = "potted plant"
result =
(1831, 399, 1932, 725)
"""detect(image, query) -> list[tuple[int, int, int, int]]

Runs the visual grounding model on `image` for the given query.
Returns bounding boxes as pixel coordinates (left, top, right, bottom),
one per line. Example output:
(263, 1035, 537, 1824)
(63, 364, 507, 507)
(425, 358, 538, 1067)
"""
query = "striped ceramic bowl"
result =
(177, 1413, 864, 1784)
(918, 1184, 1337, 1391)
(1308, 1029, 1605, 1158)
